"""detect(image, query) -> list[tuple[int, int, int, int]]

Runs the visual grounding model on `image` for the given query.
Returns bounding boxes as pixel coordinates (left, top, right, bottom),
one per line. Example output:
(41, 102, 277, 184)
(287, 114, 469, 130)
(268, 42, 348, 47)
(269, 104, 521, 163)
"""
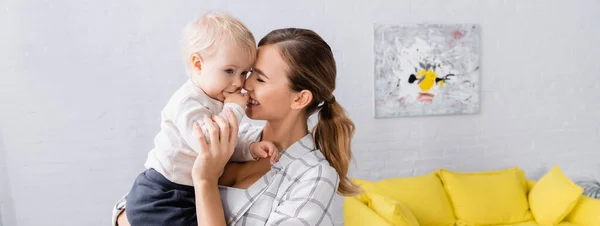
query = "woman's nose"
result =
(243, 77, 253, 91)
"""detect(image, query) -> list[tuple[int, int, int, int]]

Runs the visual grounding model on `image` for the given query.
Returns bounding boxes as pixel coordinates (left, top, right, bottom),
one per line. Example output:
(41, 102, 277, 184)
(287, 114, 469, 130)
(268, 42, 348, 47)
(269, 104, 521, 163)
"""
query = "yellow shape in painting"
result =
(418, 69, 437, 91)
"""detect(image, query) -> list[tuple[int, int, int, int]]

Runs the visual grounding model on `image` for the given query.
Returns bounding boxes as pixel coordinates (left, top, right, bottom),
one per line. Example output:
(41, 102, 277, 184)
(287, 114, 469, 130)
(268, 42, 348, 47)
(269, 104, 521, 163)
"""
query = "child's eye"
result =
(225, 69, 235, 74)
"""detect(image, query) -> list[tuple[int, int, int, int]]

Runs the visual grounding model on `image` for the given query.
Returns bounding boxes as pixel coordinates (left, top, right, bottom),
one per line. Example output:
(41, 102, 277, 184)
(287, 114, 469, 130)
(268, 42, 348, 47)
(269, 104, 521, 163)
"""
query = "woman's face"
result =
(244, 44, 294, 121)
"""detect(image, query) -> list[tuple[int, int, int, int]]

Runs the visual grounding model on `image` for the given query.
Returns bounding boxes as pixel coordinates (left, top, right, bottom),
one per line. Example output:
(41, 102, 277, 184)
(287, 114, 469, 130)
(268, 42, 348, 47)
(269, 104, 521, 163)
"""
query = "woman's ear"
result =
(190, 53, 203, 73)
(291, 90, 313, 110)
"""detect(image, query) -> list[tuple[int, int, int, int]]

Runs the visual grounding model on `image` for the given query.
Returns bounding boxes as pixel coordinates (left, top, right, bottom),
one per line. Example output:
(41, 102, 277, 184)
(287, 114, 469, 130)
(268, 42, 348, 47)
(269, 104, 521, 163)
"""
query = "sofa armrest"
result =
(565, 196, 600, 225)
(344, 196, 393, 226)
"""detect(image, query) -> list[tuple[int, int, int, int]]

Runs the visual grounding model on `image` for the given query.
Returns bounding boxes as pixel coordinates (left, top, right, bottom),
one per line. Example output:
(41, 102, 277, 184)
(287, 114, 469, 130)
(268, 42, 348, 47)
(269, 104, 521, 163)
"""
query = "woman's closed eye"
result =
(247, 69, 264, 82)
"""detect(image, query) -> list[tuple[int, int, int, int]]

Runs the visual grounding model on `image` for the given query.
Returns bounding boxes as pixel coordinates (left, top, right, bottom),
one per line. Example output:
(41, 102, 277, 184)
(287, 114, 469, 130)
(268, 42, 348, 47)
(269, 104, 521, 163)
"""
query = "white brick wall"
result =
(0, 131, 10, 226)
(1, 0, 600, 225)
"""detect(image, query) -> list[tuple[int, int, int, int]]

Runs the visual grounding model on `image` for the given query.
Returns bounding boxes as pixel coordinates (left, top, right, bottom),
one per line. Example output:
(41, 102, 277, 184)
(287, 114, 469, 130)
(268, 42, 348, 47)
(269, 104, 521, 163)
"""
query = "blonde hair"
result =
(258, 28, 360, 196)
(181, 12, 256, 75)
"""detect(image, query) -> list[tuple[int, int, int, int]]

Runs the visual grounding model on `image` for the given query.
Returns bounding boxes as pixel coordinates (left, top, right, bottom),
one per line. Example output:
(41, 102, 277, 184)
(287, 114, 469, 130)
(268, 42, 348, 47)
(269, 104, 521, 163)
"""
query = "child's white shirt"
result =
(144, 80, 258, 186)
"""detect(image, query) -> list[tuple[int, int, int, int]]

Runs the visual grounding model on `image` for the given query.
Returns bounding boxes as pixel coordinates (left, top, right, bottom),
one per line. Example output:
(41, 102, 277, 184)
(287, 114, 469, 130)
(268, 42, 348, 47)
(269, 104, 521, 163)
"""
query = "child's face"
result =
(192, 43, 254, 102)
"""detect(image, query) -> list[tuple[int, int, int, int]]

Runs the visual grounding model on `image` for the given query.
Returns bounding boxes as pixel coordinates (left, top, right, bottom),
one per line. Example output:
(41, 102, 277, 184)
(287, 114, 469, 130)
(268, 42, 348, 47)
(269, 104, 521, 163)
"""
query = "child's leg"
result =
(126, 169, 197, 226)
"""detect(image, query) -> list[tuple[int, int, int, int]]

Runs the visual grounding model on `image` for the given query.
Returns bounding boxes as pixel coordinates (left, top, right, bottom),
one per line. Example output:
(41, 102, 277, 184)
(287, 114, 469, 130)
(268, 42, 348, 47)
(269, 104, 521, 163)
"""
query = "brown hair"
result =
(258, 28, 360, 196)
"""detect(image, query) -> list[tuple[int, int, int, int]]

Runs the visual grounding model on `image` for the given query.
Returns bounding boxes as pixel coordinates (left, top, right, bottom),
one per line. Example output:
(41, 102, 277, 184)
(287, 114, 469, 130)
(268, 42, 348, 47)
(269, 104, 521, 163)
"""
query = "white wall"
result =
(1, 0, 599, 225)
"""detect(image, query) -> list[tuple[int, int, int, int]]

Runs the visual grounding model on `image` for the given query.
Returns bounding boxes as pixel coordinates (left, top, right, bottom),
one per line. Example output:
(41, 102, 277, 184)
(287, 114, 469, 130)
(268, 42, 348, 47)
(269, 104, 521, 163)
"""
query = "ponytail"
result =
(313, 98, 360, 196)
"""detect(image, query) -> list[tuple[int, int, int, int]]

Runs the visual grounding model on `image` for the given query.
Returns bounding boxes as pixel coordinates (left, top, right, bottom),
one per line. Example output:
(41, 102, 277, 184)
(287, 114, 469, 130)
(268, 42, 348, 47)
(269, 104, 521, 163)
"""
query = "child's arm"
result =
(173, 97, 229, 154)
(219, 92, 263, 162)
(229, 121, 263, 162)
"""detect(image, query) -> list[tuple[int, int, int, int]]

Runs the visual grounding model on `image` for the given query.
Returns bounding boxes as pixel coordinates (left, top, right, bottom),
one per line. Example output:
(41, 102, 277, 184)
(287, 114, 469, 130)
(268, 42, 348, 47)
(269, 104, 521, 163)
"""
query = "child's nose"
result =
(232, 76, 244, 88)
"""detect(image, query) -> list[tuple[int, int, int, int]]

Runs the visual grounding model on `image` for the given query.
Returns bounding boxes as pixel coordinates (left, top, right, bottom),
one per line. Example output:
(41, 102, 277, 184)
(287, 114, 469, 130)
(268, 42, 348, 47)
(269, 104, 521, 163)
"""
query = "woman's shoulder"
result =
(285, 149, 339, 181)
(275, 133, 339, 182)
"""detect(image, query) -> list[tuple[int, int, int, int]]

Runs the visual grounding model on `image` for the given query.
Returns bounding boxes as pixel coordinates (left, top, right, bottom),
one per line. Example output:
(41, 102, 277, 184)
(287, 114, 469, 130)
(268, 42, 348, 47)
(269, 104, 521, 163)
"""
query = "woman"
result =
(114, 28, 359, 226)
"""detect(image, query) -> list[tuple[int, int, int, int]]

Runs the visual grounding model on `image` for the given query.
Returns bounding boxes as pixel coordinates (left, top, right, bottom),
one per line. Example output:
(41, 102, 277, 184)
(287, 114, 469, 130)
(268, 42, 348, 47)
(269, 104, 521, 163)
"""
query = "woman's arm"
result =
(193, 180, 227, 226)
(191, 109, 240, 226)
(218, 162, 241, 187)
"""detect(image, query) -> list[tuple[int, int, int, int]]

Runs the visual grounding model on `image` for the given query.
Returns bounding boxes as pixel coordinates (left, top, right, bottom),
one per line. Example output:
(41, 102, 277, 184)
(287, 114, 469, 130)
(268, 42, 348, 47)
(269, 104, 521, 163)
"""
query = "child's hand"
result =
(250, 141, 280, 164)
(224, 92, 248, 109)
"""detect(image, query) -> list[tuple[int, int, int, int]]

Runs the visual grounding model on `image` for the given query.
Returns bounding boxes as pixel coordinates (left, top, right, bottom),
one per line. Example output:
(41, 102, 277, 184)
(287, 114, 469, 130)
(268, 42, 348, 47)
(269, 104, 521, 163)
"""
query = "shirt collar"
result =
(271, 133, 316, 170)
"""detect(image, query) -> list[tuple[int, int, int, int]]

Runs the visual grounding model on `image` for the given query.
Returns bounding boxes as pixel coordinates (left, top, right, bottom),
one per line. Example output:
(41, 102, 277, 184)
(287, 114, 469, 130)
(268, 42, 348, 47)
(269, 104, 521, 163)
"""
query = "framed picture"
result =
(374, 24, 481, 118)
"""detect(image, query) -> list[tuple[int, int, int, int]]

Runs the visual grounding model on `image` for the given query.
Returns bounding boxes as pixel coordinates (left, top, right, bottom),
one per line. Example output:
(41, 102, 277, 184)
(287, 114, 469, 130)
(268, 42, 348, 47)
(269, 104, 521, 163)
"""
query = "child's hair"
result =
(181, 12, 256, 75)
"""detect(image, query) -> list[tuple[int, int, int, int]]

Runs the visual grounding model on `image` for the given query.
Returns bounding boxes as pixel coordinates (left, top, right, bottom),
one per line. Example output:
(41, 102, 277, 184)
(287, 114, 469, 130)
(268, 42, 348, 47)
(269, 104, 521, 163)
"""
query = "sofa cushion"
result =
(344, 196, 395, 226)
(487, 221, 583, 226)
(490, 220, 539, 226)
(565, 195, 600, 225)
(438, 167, 533, 225)
(364, 192, 420, 226)
(529, 165, 583, 225)
(556, 222, 583, 226)
(354, 172, 455, 226)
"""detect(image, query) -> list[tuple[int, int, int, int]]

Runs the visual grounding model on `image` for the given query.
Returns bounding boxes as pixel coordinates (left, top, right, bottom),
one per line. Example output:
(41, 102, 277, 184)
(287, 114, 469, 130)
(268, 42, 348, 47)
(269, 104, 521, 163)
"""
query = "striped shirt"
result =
(113, 133, 340, 226)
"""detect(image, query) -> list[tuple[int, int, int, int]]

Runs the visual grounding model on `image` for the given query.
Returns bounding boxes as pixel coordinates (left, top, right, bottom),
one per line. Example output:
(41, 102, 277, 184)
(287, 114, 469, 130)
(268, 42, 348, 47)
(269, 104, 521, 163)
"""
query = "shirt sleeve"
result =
(266, 165, 340, 226)
(111, 193, 128, 226)
(175, 98, 261, 161)
(229, 120, 263, 162)
(173, 97, 220, 153)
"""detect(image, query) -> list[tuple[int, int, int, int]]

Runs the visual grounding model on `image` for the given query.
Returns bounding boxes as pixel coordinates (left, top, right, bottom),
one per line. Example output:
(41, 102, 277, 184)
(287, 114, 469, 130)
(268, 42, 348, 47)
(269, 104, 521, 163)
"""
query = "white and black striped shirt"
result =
(112, 133, 339, 226)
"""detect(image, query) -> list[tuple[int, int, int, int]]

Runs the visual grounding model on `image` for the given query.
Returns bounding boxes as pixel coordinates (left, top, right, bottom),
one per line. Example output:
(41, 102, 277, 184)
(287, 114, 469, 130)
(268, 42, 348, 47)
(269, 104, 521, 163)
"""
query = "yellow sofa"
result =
(345, 166, 600, 226)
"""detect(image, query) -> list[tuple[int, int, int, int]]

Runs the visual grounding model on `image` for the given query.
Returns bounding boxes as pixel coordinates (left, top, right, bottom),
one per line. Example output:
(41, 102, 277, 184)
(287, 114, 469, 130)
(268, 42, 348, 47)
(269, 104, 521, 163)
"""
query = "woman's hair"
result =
(258, 28, 360, 196)
(181, 12, 256, 75)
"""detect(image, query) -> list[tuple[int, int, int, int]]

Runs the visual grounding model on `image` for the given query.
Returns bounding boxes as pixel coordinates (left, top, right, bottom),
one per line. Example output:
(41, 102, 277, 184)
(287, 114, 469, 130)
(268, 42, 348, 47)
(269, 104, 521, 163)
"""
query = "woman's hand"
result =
(191, 108, 239, 184)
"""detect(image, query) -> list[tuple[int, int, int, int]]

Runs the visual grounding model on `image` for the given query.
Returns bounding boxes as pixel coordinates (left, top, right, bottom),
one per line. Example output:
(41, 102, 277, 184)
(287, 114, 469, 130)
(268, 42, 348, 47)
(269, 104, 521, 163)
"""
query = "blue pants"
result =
(126, 169, 197, 226)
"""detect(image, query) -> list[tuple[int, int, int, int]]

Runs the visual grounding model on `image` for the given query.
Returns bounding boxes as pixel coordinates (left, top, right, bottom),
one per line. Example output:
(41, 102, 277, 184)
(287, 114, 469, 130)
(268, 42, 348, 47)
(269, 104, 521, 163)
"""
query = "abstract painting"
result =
(374, 24, 480, 117)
